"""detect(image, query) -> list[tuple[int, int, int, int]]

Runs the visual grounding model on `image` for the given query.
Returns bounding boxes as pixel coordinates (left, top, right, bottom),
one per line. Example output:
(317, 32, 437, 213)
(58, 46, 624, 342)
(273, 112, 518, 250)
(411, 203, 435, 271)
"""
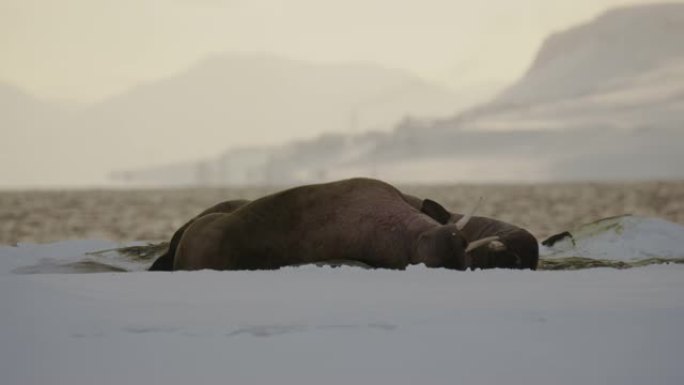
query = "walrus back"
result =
(148, 199, 250, 271)
(174, 213, 234, 270)
(173, 178, 433, 270)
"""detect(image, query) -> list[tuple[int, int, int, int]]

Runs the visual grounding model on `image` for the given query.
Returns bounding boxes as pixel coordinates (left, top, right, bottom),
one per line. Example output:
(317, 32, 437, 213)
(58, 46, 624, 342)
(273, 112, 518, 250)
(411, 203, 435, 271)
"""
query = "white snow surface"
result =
(541, 215, 684, 261)
(2, 216, 684, 385)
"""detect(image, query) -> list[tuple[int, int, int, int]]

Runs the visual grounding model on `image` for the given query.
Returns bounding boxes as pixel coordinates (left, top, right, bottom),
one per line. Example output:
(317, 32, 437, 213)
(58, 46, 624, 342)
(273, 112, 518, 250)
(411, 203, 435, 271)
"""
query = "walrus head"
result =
(416, 225, 471, 270)
(468, 231, 539, 270)
(418, 198, 501, 270)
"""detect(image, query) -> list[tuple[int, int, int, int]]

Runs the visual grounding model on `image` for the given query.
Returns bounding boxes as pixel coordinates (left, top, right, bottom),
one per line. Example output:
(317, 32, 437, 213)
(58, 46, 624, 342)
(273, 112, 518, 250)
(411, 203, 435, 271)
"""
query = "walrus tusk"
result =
(465, 236, 500, 253)
(455, 196, 483, 231)
(488, 240, 507, 252)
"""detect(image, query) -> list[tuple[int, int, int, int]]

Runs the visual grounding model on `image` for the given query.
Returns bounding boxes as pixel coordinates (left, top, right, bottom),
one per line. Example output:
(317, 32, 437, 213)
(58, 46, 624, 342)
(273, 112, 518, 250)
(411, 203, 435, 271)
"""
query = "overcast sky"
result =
(1, 0, 675, 102)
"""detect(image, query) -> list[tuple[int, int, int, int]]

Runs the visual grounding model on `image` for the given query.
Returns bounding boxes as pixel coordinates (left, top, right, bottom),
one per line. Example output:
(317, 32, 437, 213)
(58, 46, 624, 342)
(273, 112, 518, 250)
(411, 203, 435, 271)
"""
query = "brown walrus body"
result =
(148, 179, 537, 271)
(171, 178, 474, 271)
(148, 199, 249, 271)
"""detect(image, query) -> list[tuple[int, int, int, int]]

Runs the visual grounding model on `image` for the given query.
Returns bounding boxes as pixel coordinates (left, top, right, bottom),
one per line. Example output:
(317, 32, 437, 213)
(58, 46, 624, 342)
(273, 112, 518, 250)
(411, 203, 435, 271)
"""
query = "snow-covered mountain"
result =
(493, 3, 684, 106)
(406, 3, 684, 182)
(359, 3, 684, 183)
(454, 2, 684, 136)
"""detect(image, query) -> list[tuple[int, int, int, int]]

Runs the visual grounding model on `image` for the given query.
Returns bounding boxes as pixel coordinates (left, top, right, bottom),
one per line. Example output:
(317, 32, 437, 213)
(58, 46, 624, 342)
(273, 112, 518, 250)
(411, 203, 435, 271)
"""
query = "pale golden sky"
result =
(0, 0, 675, 102)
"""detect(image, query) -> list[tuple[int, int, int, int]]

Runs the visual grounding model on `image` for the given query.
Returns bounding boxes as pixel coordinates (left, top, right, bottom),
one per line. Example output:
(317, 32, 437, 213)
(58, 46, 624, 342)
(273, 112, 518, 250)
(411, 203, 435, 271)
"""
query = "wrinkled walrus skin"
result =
(172, 178, 471, 271)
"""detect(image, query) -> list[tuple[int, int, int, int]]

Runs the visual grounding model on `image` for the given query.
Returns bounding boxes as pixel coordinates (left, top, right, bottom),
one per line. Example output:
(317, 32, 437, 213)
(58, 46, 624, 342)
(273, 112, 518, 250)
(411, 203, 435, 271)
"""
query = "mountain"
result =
(0, 84, 79, 186)
(493, 2, 684, 107)
(430, 3, 684, 181)
(81, 53, 462, 164)
(18, 4, 683, 186)
(115, 3, 684, 185)
(368, 2, 684, 182)
(0, 54, 464, 187)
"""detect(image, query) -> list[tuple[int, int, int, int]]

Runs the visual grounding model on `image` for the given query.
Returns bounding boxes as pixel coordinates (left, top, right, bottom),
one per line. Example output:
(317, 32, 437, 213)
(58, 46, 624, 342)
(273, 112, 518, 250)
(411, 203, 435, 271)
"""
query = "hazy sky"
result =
(1, 0, 674, 102)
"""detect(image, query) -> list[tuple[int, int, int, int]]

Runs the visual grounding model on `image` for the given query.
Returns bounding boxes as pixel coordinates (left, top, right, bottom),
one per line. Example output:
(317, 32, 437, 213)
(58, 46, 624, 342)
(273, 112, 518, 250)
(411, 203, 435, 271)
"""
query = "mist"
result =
(1, 0, 682, 187)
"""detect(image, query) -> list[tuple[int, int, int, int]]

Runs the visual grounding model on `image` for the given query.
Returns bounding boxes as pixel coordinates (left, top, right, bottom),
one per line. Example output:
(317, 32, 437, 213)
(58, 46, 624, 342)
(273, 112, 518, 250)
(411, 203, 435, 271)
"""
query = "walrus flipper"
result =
(149, 251, 174, 271)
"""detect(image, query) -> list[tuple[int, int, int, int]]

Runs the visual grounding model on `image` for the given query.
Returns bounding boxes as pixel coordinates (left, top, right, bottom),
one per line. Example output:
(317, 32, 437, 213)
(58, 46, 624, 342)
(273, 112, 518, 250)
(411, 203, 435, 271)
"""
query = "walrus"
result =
(149, 182, 536, 271)
(169, 178, 496, 271)
(147, 188, 444, 271)
(148, 199, 249, 271)
(417, 199, 539, 270)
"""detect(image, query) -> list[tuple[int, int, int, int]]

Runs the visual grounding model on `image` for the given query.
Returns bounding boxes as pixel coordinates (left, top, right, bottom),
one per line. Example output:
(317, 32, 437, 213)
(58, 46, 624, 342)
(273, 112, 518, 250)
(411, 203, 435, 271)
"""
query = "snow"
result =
(0, 240, 151, 275)
(1, 216, 684, 385)
(541, 215, 684, 261)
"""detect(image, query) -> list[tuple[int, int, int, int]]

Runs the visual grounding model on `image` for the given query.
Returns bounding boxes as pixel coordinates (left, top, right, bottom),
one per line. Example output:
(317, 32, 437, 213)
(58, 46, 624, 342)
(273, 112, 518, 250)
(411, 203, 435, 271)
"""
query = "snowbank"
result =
(541, 214, 684, 261)
(2, 264, 683, 385)
(1, 215, 683, 385)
